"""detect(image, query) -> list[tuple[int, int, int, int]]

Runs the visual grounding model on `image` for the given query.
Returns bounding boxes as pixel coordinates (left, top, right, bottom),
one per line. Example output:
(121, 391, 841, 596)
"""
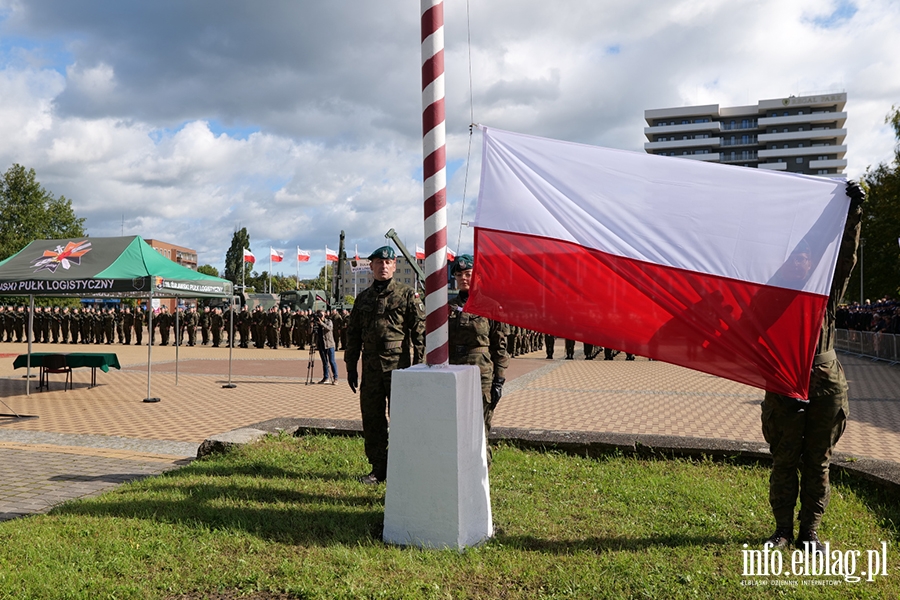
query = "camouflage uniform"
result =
(185, 308, 199, 346)
(200, 307, 210, 345)
(448, 291, 509, 463)
(157, 308, 171, 345)
(210, 309, 224, 347)
(761, 193, 862, 537)
(345, 278, 425, 480)
(237, 307, 251, 348)
(544, 334, 555, 359)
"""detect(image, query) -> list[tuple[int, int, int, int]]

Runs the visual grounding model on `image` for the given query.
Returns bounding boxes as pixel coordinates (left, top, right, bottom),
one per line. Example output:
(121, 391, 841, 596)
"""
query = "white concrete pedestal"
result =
(382, 364, 493, 549)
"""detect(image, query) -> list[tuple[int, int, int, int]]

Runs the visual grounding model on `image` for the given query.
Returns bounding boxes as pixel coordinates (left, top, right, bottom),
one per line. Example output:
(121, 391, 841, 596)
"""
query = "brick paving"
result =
(0, 339, 898, 521)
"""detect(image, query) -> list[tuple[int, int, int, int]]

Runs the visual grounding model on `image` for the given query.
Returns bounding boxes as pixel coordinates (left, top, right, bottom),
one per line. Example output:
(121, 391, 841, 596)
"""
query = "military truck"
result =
(279, 289, 328, 311)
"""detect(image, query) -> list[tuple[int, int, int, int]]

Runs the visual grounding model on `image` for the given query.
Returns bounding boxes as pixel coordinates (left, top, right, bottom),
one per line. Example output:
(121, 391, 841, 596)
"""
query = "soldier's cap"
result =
(368, 246, 395, 260)
(451, 254, 474, 274)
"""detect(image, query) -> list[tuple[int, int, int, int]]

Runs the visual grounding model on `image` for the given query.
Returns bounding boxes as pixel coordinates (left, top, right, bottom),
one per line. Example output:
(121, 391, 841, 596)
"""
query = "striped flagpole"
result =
(421, 0, 449, 366)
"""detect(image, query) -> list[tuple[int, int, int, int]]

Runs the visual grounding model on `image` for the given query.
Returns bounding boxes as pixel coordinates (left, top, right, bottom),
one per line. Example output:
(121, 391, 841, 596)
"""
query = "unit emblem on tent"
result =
(31, 241, 92, 273)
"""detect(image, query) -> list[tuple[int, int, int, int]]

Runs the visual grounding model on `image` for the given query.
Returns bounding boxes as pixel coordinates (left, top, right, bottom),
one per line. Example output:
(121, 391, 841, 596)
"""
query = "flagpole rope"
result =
(455, 0, 476, 257)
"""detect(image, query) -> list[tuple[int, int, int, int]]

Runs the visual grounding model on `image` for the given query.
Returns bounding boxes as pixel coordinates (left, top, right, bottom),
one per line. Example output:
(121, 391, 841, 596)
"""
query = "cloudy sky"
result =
(1, 0, 898, 277)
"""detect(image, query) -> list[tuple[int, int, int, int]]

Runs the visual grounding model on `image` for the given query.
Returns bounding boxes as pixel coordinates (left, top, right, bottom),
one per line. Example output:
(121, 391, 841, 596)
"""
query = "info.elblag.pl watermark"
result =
(741, 541, 890, 586)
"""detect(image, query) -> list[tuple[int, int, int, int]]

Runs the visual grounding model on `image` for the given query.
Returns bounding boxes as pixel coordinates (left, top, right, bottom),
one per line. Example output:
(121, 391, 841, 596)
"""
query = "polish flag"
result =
(468, 127, 851, 399)
(297, 248, 311, 262)
(354, 244, 360, 261)
(242, 249, 255, 264)
(415, 245, 426, 260)
(270, 248, 284, 263)
(325, 246, 339, 262)
(447, 248, 456, 261)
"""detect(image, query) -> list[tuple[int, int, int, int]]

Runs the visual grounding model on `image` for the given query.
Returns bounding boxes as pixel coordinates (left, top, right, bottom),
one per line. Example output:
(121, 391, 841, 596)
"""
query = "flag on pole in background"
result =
(297, 248, 311, 262)
(355, 244, 360, 261)
(447, 248, 456, 262)
(270, 248, 284, 263)
(415, 245, 426, 260)
(468, 127, 851, 399)
(325, 246, 339, 262)
(243, 249, 255, 264)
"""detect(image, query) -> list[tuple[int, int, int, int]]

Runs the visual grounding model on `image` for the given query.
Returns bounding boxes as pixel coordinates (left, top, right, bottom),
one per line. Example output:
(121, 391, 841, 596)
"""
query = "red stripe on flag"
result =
(467, 228, 826, 398)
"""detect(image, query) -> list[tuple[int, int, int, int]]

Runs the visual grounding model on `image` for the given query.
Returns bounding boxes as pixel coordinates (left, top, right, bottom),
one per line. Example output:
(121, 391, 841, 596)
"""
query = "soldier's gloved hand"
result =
(347, 370, 358, 394)
(846, 181, 865, 210)
(489, 377, 505, 410)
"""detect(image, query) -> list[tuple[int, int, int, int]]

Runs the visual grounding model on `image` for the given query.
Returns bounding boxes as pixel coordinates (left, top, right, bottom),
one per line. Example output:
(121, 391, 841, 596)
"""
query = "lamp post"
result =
(859, 238, 866, 305)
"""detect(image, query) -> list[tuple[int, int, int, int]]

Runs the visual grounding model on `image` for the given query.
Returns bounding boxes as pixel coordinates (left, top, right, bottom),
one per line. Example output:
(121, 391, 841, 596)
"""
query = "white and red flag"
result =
(242, 248, 255, 264)
(270, 248, 284, 263)
(325, 246, 339, 262)
(447, 248, 456, 262)
(354, 244, 360, 261)
(297, 248, 311, 262)
(468, 127, 851, 399)
(415, 245, 426, 260)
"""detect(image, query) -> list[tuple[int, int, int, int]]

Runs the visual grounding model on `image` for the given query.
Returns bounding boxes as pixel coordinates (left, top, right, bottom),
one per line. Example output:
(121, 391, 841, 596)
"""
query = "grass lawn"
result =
(0, 434, 897, 599)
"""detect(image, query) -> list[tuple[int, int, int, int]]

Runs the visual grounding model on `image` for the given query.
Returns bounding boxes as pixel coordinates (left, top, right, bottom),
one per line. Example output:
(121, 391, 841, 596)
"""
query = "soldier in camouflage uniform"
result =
(761, 181, 864, 553)
(200, 306, 210, 345)
(237, 306, 251, 348)
(210, 308, 224, 347)
(344, 246, 425, 484)
(448, 255, 509, 465)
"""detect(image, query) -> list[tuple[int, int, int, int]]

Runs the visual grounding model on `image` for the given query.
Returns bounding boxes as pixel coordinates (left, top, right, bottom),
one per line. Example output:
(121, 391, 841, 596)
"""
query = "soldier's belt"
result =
(363, 340, 404, 353)
(812, 349, 836, 366)
(454, 345, 489, 355)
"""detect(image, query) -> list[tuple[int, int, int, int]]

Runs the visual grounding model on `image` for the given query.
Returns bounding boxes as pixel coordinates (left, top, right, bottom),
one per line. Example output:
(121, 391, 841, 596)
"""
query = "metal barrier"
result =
(835, 329, 900, 364)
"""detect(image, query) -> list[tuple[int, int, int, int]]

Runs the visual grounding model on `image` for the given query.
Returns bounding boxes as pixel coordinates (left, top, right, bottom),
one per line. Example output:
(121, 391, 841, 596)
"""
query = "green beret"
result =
(451, 254, 474, 274)
(368, 246, 395, 260)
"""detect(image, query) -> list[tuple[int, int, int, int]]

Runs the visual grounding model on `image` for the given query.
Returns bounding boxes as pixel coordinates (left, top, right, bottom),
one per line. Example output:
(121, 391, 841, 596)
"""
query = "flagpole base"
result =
(143, 397, 161, 403)
(383, 364, 492, 549)
(222, 383, 237, 389)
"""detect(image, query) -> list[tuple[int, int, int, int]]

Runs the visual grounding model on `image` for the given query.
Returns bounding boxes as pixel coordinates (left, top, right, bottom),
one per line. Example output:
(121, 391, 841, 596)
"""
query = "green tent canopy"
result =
(0, 236, 232, 298)
(0, 236, 235, 403)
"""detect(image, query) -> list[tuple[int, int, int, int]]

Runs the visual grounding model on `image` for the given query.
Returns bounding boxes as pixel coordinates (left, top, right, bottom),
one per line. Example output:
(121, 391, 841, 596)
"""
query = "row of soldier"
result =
(0, 304, 356, 350)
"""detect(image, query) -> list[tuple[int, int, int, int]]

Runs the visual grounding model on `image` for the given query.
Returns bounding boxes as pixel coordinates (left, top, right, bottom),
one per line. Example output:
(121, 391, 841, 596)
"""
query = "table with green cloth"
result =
(13, 352, 121, 388)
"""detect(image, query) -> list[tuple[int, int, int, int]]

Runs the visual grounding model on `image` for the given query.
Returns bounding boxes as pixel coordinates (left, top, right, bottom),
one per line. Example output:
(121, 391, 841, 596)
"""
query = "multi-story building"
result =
(644, 93, 847, 177)
(144, 239, 199, 270)
(144, 239, 200, 311)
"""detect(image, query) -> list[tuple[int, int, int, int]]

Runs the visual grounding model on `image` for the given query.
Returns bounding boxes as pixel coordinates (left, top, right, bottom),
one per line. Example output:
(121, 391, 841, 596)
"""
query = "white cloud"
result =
(0, 0, 897, 276)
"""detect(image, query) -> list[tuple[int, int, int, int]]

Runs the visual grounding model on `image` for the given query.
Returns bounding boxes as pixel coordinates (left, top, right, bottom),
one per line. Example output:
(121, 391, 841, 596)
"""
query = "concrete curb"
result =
(199, 417, 900, 494)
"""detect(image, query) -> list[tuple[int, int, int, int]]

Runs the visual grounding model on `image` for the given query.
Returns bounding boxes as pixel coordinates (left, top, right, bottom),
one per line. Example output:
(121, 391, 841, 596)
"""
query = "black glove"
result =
(347, 370, 358, 394)
(489, 377, 505, 411)
(846, 181, 865, 210)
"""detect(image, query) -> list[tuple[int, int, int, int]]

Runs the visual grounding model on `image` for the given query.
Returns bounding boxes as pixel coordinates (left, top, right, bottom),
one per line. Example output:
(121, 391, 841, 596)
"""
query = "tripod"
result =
(305, 340, 317, 385)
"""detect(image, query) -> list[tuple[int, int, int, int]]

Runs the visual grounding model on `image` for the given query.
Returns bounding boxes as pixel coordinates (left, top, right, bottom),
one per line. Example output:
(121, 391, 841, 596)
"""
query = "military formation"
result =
(0, 304, 353, 349)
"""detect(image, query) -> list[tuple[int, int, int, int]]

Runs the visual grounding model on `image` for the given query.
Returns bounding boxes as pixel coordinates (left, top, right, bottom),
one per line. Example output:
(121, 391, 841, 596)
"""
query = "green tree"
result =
(197, 264, 219, 277)
(852, 106, 900, 301)
(0, 164, 86, 260)
(223, 227, 252, 286)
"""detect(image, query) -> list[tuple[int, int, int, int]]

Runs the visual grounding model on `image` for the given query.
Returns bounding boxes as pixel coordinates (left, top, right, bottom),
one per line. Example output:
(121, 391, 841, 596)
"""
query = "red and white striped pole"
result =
(421, 0, 449, 366)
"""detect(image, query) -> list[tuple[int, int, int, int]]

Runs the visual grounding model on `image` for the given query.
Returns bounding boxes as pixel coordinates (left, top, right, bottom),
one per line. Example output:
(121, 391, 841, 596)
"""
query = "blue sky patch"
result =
(809, 0, 857, 28)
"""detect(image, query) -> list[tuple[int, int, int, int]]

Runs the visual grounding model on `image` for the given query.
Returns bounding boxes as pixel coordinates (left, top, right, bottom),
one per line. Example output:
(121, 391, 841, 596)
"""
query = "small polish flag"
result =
(355, 244, 359, 261)
(469, 127, 854, 399)
(325, 246, 339, 262)
(270, 248, 284, 263)
(242, 249, 255, 264)
(297, 248, 311, 262)
(415, 245, 426, 260)
(447, 248, 456, 261)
